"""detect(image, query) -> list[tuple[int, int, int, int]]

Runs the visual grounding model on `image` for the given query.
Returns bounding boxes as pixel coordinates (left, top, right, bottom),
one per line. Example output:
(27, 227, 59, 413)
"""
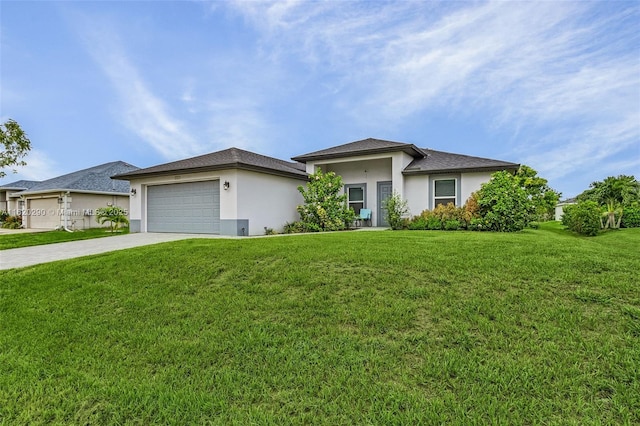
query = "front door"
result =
(377, 181, 392, 227)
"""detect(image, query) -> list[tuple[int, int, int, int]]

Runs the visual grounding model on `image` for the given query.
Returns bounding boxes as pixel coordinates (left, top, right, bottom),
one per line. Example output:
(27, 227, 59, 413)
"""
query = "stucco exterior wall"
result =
(236, 170, 304, 235)
(404, 174, 430, 216)
(460, 172, 493, 205)
(67, 193, 130, 230)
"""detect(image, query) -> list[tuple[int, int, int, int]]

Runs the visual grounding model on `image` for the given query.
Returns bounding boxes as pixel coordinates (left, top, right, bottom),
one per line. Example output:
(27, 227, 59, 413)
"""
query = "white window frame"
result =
(431, 176, 459, 209)
(345, 183, 366, 213)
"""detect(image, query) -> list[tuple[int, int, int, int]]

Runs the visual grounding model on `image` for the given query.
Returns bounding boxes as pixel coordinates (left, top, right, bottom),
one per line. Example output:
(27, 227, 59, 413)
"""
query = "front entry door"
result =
(377, 181, 393, 227)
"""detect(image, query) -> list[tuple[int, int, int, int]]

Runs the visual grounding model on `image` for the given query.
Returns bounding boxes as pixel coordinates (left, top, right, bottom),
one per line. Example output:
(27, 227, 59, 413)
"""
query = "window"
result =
(434, 179, 456, 207)
(346, 184, 366, 213)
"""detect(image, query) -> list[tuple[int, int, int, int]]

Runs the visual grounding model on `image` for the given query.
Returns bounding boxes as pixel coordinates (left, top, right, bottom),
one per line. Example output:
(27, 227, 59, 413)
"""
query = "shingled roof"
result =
(112, 147, 308, 181)
(403, 149, 519, 174)
(18, 161, 139, 195)
(0, 180, 40, 191)
(291, 138, 425, 162)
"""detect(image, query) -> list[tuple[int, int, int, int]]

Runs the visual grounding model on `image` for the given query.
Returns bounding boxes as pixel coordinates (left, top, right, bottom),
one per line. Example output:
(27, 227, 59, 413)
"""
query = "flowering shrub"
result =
(297, 170, 355, 232)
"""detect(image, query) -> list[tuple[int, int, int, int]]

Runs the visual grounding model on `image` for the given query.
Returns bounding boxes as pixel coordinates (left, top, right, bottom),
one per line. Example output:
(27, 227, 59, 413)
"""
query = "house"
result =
(115, 138, 518, 236)
(113, 148, 308, 235)
(555, 198, 577, 221)
(0, 180, 40, 213)
(11, 161, 139, 230)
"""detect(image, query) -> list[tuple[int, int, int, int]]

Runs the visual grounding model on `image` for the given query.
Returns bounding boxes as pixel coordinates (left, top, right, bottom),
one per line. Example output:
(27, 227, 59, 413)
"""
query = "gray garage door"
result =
(147, 180, 220, 234)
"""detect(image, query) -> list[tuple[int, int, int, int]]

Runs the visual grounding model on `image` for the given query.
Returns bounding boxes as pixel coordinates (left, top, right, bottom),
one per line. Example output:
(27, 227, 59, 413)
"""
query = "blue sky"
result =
(1, 1, 639, 198)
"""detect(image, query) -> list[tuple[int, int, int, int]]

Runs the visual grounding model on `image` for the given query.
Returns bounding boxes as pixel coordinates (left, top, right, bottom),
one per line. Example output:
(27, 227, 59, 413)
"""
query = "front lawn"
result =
(1, 225, 638, 424)
(0, 227, 128, 250)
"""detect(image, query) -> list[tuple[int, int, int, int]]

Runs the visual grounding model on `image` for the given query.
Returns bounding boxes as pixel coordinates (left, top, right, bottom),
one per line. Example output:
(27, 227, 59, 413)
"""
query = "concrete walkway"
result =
(0, 233, 237, 270)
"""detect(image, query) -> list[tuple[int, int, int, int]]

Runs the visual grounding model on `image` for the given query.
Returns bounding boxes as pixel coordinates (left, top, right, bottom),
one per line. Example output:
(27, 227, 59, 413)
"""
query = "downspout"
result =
(62, 191, 73, 232)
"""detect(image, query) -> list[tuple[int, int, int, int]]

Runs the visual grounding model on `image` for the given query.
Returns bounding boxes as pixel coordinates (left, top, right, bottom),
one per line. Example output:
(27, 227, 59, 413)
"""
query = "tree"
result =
(515, 165, 561, 221)
(96, 206, 129, 233)
(577, 175, 639, 230)
(297, 169, 355, 232)
(476, 171, 533, 232)
(0, 119, 32, 178)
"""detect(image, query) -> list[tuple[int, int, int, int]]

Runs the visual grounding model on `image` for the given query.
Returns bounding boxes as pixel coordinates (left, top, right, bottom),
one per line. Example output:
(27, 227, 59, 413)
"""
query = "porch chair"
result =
(358, 208, 372, 227)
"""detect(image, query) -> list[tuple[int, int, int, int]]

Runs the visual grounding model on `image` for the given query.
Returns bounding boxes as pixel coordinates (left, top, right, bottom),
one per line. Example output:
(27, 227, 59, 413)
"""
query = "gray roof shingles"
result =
(404, 149, 519, 174)
(19, 161, 139, 194)
(291, 138, 425, 162)
(0, 180, 40, 190)
(113, 147, 308, 180)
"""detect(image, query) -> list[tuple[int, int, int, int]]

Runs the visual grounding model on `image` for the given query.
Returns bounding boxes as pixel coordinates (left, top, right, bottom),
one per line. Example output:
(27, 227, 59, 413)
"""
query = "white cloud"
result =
(227, 0, 640, 183)
(1, 149, 61, 182)
(75, 19, 204, 160)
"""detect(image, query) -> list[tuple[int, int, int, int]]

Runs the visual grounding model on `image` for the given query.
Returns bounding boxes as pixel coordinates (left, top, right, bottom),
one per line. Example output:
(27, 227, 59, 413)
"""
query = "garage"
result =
(147, 180, 220, 234)
(27, 197, 60, 229)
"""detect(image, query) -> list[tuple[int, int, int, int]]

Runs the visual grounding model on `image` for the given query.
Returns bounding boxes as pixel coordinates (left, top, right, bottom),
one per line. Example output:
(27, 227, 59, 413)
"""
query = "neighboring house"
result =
(12, 161, 139, 230)
(115, 138, 519, 236)
(555, 198, 577, 221)
(0, 180, 40, 213)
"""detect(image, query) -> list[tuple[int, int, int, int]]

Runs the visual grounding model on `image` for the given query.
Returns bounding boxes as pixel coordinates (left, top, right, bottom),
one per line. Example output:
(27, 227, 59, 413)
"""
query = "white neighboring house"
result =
(555, 198, 578, 221)
(1, 180, 40, 213)
(114, 138, 519, 236)
(7, 161, 139, 230)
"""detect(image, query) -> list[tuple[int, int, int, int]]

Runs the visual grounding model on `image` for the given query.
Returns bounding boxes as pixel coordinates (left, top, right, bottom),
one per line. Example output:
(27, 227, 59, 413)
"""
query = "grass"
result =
(0, 227, 128, 250)
(1, 222, 638, 424)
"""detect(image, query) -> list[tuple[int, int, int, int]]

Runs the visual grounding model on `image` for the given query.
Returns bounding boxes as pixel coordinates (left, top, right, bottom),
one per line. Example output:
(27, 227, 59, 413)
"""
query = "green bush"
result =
(426, 216, 443, 230)
(444, 219, 461, 230)
(407, 216, 427, 230)
(562, 201, 601, 236)
(468, 217, 486, 231)
(95, 206, 129, 233)
(621, 205, 640, 228)
(0, 210, 9, 223)
(282, 221, 306, 234)
(297, 170, 355, 232)
(383, 191, 409, 230)
(1, 215, 22, 229)
(476, 171, 533, 232)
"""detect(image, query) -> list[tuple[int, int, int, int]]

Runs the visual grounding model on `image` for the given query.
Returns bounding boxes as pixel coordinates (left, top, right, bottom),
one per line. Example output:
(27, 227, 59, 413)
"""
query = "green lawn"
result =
(1, 223, 638, 424)
(0, 227, 128, 250)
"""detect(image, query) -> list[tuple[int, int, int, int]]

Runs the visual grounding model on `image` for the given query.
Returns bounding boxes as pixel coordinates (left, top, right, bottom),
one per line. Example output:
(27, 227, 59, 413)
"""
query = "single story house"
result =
(555, 198, 577, 221)
(10, 161, 139, 230)
(0, 180, 40, 213)
(114, 138, 519, 236)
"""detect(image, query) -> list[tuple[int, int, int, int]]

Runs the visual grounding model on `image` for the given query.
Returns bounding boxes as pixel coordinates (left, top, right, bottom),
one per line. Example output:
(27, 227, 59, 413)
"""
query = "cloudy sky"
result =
(1, 0, 639, 198)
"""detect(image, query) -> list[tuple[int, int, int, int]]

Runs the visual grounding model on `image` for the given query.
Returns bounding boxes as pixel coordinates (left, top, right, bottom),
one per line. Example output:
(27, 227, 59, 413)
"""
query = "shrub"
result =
(562, 201, 601, 236)
(0, 210, 9, 223)
(297, 170, 355, 232)
(95, 206, 129, 233)
(1, 215, 22, 229)
(621, 205, 640, 228)
(444, 219, 461, 231)
(468, 217, 486, 231)
(383, 191, 409, 230)
(426, 216, 443, 230)
(283, 221, 306, 234)
(476, 171, 533, 232)
(407, 216, 427, 230)
(264, 227, 276, 235)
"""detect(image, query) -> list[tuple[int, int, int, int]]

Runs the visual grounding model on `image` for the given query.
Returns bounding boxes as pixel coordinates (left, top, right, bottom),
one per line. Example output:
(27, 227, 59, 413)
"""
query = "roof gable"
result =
(291, 138, 425, 162)
(19, 161, 139, 194)
(112, 147, 308, 180)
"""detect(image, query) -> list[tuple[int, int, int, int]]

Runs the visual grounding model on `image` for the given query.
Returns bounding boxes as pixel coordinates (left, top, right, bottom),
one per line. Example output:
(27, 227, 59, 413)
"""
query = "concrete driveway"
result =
(0, 233, 236, 270)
